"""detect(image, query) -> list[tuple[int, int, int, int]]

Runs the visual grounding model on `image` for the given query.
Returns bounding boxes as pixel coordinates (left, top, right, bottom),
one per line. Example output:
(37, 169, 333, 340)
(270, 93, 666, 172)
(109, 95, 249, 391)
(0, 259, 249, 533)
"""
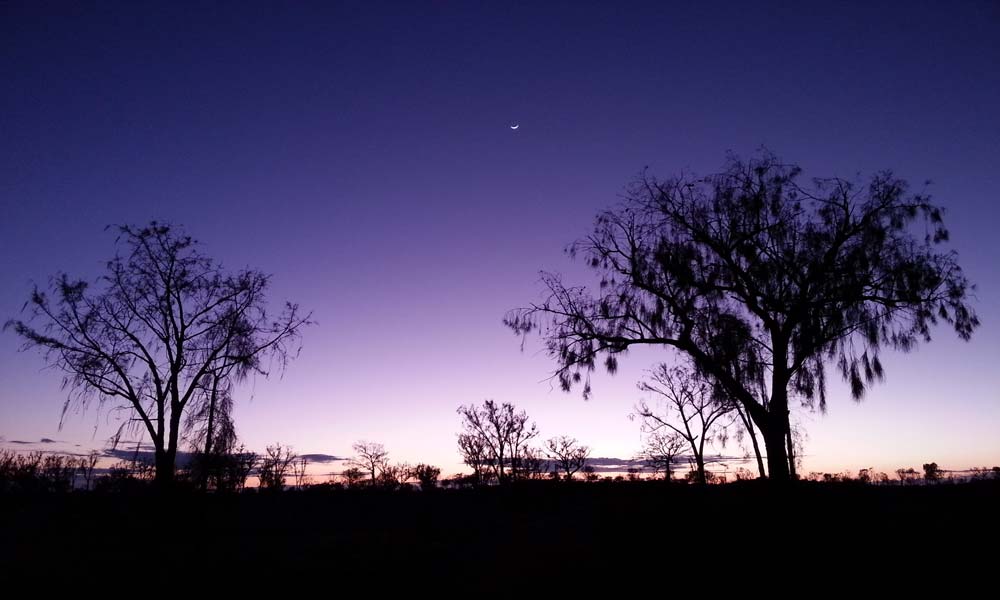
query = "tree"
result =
(923, 462, 942, 482)
(79, 450, 100, 491)
(410, 464, 441, 491)
(348, 441, 389, 485)
(544, 436, 591, 481)
(638, 429, 686, 481)
(292, 456, 310, 489)
(457, 433, 490, 485)
(258, 444, 296, 491)
(515, 445, 546, 480)
(456, 400, 539, 484)
(505, 151, 978, 481)
(896, 467, 919, 485)
(340, 467, 366, 488)
(6, 222, 311, 486)
(634, 364, 735, 485)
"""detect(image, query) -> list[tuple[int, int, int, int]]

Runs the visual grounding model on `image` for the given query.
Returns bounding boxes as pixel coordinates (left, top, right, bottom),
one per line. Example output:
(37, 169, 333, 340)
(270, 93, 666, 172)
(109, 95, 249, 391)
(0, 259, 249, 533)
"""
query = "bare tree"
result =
(258, 444, 297, 491)
(348, 441, 389, 485)
(78, 450, 101, 491)
(457, 433, 489, 485)
(505, 151, 979, 481)
(639, 429, 686, 481)
(292, 456, 310, 489)
(635, 364, 735, 485)
(456, 400, 539, 484)
(6, 222, 311, 486)
(515, 446, 546, 480)
(544, 436, 591, 481)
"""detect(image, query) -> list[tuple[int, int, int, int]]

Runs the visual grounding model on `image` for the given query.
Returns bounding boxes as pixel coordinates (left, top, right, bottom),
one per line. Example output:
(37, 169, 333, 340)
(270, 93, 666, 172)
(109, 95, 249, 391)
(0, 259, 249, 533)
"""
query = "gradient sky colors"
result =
(2, 2, 998, 478)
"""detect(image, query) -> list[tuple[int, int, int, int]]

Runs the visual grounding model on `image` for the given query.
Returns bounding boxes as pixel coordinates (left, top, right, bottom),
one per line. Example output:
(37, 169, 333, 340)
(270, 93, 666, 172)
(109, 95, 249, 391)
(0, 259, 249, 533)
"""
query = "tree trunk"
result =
(745, 414, 766, 478)
(695, 454, 707, 485)
(154, 448, 174, 487)
(202, 377, 219, 491)
(786, 428, 797, 479)
(763, 422, 790, 482)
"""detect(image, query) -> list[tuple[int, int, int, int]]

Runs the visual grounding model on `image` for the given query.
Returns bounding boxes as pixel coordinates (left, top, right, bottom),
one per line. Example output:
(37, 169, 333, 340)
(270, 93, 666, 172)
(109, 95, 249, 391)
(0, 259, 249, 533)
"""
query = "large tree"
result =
(505, 152, 978, 481)
(6, 222, 311, 486)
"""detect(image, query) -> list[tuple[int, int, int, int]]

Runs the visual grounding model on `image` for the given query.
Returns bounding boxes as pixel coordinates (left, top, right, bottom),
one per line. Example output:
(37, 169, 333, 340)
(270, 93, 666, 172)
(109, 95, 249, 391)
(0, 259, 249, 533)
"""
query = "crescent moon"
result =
(510, 124, 519, 130)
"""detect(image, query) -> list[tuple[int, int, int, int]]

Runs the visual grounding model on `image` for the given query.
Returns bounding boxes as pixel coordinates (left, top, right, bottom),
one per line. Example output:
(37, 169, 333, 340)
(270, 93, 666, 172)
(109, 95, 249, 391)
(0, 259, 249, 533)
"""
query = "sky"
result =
(2, 1, 998, 479)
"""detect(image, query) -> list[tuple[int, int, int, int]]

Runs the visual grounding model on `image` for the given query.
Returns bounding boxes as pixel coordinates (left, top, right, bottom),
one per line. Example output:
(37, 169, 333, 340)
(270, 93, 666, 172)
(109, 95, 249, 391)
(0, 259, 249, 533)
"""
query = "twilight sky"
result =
(2, 1, 998, 477)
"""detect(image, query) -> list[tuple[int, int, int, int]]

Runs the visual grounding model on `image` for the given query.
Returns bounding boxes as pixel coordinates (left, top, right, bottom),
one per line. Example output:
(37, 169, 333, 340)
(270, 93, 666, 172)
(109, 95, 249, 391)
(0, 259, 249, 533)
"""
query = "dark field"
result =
(3, 480, 997, 584)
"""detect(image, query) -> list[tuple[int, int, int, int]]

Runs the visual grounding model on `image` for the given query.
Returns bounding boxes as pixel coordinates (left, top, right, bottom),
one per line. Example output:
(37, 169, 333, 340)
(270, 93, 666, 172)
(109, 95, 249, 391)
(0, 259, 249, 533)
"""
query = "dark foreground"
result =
(2, 480, 997, 585)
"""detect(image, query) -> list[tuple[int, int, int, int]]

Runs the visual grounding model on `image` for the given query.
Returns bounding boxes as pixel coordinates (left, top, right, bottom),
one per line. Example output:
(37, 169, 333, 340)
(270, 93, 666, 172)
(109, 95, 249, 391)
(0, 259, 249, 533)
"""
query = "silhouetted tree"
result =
(635, 364, 734, 485)
(258, 444, 297, 491)
(79, 450, 100, 491)
(457, 433, 490, 485)
(456, 400, 539, 483)
(184, 373, 239, 491)
(506, 151, 979, 481)
(515, 446, 546, 480)
(410, 464, 441, 491)
(896, 467, 919, 485)
(379, 462, 412, 489)
(348, 441, 389, 485)
(340, 467, 366, 488)
(923, 462, 942, 482)
(544, 436, 591, 481)
(639, 429, 686, 481)
(6, 222, 311, 486)
(292, 456, 310, 488)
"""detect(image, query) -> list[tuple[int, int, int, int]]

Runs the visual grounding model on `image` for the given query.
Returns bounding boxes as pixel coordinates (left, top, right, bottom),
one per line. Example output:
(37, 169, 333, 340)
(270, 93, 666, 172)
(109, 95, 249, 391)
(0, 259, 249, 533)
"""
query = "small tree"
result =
(378, 462, 412, 490)
(896, 467, 919, 485)
(292, 456, 310, 489)
(544, 436, 591, 481)
(639, 429, 686, 481)
(506, 151, 979, 481)
(457, 433, 490, 485)
(922, 462, 942, 482)
(515, 446, 546, 480)
(635, 364, 734, 485)
(410, 464, 441, 491)
(456, 400, 539, 483)
(340, 467, 366, 488)
(79, 450, 100, 491)
(348, 441, 389, 485)
(258, 444, 296, 491)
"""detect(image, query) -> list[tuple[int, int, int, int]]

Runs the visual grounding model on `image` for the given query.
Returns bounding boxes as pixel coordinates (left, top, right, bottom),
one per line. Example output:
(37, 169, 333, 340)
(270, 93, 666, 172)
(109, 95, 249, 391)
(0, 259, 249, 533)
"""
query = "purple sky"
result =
(2, 2, 998, 477)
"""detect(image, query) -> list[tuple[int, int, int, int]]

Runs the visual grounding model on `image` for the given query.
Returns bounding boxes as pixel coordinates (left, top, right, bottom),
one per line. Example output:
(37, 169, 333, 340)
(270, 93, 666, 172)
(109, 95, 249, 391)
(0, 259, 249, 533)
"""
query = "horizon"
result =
(2, 2, 999, 480)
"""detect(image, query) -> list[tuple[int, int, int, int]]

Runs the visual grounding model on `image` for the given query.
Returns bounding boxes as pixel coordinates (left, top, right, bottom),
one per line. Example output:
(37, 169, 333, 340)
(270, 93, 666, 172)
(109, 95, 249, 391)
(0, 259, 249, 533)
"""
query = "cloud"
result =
(581, 454, 753, 473)
(299, 454, 344, 464)
(40, 438, 57, 444)
(103, 448, 195, 467)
